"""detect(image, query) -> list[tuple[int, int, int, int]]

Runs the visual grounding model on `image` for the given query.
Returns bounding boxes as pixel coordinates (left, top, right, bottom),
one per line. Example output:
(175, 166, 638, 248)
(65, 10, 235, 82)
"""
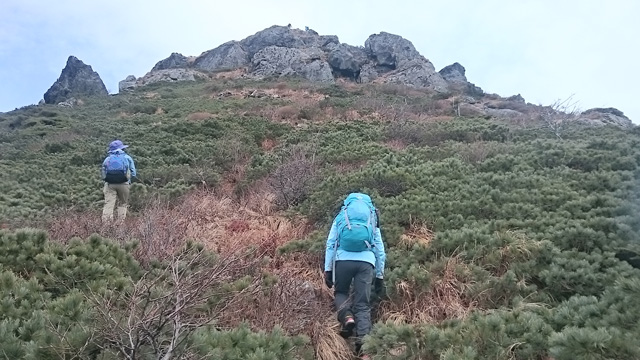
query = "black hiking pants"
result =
(334, 260, 374, 345)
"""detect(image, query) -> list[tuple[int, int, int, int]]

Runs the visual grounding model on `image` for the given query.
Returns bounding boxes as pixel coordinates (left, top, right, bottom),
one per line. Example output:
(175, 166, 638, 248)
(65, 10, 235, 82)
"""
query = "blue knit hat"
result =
(108, 139, 129, 152)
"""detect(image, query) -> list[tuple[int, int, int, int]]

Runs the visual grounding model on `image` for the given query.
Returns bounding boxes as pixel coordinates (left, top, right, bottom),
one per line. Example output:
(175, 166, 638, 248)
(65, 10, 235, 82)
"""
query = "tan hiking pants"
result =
(102, 183, 130, 222)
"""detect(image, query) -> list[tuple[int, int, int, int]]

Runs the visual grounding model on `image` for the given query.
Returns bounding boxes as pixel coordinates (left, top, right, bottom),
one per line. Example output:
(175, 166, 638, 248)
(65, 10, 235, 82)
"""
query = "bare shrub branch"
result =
(268, 145, 319, 209)
(540, 95, 581, 139)
(84, 245, 262, 359)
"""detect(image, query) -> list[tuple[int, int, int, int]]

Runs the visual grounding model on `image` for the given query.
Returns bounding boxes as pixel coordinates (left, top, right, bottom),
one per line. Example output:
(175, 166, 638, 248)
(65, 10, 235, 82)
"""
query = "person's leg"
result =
(352, 262, 374, 349)
(114, 183, 130, 221)
(102, 183, 117, 223)
(334, 261, 356, 324)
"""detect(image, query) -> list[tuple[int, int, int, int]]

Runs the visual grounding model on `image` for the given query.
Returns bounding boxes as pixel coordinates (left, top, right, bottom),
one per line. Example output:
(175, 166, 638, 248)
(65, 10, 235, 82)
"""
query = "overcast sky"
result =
(1, 0, 638, 122)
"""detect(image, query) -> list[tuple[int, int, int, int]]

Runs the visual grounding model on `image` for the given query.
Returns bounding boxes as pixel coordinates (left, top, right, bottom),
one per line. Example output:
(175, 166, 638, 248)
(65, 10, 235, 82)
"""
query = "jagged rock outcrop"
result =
(152, 53, 189, 71)
(328, 44, 368, 79)
(123, 25, 486, 94)
(579, 107, 633, 128)
(365, 32, 422, 69)
(240, 25, 339, 56)
(251, 46, 334, 82)
(439, 62, 484, 97)
(192, 41, 249, 72)
(359, 32, 449, 92)
(119, 75, 137, 92)
(439, 62, 467, 83)
(44, 56, 108, 104)
(135, 69, 207, 87)
(506, 94, 525, 103)
(382, 59, 449, 91)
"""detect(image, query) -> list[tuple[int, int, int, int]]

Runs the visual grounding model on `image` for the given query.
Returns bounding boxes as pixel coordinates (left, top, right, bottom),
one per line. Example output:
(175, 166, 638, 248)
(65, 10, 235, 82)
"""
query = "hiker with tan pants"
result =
(101, 140, 136, 223)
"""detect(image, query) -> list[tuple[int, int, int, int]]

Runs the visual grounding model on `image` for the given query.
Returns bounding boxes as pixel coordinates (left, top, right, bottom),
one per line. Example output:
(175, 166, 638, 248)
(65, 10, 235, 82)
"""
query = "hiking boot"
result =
(339, 315, 356, 338)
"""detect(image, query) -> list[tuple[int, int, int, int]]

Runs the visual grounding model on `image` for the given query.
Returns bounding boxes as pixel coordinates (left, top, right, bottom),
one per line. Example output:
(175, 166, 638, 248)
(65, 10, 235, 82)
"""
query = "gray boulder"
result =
(485, 108, 525, 119)
(151, 53, 189, 71)
(440, 62, 484, 96)
(192, 41, 250, 72)
(360, 32, 448, 92)
(364, 32, 422, 69)
(44, 56, 108, 104)
(359, 63, 380, 83)
(328, 44, 367, 79)
(119, 75, 137, 92)
(135, 69, 207, 87)
(57, 97, 80, 108)
(439, 62, 467, 83)
(382, 59, 449, 91)
(251, 46, 334, 82)
(240, 25, 339, 57)
(459, 103, 487, 117)
(579, 107, 633, 128)
(506, 94, 525, 103)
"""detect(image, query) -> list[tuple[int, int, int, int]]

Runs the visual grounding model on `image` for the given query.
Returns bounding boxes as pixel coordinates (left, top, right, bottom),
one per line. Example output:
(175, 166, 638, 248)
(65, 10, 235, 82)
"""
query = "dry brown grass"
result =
(186, 112, 215, 121)
(261, 138, 277, 151)
(458, 141, 501, 164)
(43, 185, 352, 358)
(379, 255, 475, 325)
(381, 139, 408, 151)
(398, 223, 434, 249)
(491, 231, 541, 277)
(215, 251, 353, 360)
(212, 68, 248, 79)
(274, 105, 299, 120)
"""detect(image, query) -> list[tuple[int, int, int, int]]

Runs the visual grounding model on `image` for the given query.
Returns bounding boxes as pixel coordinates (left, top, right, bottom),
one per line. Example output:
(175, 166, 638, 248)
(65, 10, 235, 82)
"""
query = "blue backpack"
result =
(335, 193, 378, 252)
(103, 153, 129, 184)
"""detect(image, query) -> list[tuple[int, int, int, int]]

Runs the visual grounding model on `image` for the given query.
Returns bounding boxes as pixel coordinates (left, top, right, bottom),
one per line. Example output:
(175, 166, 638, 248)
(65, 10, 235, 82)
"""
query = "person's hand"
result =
(374, 277, 385, 297)
(324, 271, 333, 289)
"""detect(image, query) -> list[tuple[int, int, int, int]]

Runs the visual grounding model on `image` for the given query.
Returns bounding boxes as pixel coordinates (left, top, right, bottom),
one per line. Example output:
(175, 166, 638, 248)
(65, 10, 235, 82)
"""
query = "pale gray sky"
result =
(1, 0, 638, 122)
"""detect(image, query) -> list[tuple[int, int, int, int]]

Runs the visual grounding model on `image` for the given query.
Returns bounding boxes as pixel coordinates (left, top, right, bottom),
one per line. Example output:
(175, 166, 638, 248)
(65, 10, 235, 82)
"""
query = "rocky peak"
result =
(192, 41, 249, 72)
(439, 62, 467, 83)
(364, 32, 422, 69)
(240, 25, 339, 57)
(152, 52, 189, 71)
(439, 62, 484, 97)
(580, 107, 633, 128)
(44, 56, 108, 104)
(328, 44, 368, 80)
(121, 25, 481, 93)
(251, 46, 333, 82)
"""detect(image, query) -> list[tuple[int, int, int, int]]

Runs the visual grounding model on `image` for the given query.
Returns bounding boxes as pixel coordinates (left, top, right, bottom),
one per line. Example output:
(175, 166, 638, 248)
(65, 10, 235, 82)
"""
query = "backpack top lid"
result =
(343, 193, 373, 207)
(105, 152, 128, 171)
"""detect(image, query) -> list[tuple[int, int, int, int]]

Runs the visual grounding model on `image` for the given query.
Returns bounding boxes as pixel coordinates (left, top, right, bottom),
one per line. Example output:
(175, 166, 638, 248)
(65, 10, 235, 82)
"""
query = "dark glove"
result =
(325, 271, 333, 289)
(374, 277, 385, 297)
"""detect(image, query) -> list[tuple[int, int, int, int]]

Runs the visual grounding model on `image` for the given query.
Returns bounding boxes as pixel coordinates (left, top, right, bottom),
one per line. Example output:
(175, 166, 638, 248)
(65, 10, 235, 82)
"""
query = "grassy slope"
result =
(1, 77, 640, 359)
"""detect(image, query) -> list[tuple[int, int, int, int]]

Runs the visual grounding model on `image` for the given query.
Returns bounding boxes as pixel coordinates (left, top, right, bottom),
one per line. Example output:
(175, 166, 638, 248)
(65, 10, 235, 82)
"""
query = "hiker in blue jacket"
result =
(324, 192, 386, 358)
(101, 139, 136, 223)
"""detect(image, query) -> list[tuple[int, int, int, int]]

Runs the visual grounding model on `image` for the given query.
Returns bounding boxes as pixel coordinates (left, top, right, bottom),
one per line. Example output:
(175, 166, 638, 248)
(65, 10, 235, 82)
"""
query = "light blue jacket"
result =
(324, 220, 386, 279)
(101, 150, 137, 184)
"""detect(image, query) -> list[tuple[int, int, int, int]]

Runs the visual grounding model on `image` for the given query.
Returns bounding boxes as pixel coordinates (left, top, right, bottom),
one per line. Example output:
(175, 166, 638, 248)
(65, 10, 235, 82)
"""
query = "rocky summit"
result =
(43, 56, 108, 104)
(41, 25, 632, 127)
(120, 25, 480, 95)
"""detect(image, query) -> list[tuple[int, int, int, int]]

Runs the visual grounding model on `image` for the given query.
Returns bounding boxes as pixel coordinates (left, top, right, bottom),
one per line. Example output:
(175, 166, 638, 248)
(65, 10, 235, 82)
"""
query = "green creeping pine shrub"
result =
(0, 230, 310, 359)
(192, 325, 313, 360)
(0, 83, 291, 220)
(285, 117, 640, 358)
(5, 80, 640, 359)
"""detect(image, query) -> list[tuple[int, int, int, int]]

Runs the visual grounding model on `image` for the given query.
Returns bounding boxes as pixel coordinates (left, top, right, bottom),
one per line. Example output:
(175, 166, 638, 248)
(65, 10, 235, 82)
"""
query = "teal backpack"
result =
(335, 193, 378, 252)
